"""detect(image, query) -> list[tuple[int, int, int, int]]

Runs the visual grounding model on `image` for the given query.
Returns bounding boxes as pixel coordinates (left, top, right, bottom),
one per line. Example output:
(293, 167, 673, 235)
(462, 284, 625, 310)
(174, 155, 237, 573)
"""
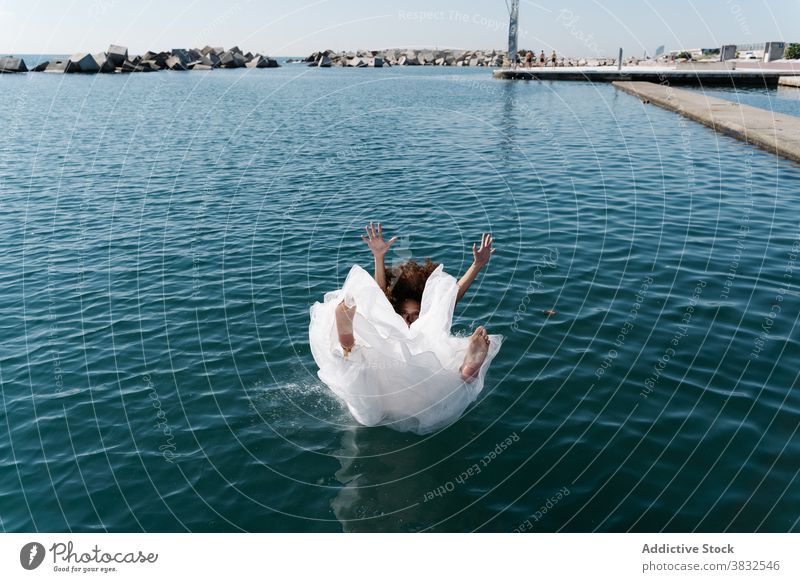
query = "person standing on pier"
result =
(539, 50, 546, 66)
(525, 50, 533, 68)
(551, 50, 557, 67)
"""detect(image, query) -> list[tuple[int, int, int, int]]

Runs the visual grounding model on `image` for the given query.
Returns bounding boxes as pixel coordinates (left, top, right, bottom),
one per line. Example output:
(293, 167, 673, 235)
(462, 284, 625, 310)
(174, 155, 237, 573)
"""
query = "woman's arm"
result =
(457, 233, 495, 304)
(361, 222, 397, 292)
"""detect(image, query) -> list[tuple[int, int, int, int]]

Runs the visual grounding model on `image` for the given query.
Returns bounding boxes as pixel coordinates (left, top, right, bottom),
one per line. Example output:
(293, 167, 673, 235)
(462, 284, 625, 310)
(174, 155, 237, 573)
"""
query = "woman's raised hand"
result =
(455, 233, 496, 304)
(472, 233, 496, 267)
(361, 222, 397, 258)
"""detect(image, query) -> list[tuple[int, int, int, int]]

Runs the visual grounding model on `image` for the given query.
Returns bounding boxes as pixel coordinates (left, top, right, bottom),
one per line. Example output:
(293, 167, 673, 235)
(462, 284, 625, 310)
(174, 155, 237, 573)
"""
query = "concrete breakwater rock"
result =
(0, 56, 28, 73)
(0, 45, 279, 74)
(304, 48, 507, 67)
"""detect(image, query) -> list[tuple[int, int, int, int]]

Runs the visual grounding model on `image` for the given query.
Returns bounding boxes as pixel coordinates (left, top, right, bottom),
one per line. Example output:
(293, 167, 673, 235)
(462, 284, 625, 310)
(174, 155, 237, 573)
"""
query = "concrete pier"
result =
(613, 81, 800, 164)
(493, 66, 800, 87)
(779, 76, 800, 88)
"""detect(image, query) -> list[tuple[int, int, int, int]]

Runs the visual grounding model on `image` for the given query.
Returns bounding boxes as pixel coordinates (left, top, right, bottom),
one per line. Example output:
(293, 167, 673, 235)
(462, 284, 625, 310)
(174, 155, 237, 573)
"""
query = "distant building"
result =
(669, 41, 793, 62)
(736, 42, 766, 52)
(720, 45, 736, 61)
(764, 41, 786, 62)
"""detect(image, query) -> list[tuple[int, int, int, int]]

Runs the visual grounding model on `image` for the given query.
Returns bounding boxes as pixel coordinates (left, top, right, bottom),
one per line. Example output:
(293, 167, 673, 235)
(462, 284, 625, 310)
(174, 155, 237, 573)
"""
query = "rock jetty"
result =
(304, 48, 507, 67)
(0, 45, 279, 74)
(0, 56, 28, 73)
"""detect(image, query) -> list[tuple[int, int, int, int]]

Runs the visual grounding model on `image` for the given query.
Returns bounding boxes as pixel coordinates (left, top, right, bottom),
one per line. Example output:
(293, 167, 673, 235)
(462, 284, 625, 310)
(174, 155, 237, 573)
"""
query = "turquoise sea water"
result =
(1, 65, 799, 532)
(696, 84, 800, 117)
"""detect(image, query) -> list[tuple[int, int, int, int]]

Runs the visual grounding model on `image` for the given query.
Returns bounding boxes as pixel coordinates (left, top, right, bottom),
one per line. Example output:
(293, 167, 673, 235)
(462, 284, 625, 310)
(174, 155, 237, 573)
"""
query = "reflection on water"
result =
(331, 425, 513, 532)
(331, 427, 439, 532)
(777, 85, 800, 101)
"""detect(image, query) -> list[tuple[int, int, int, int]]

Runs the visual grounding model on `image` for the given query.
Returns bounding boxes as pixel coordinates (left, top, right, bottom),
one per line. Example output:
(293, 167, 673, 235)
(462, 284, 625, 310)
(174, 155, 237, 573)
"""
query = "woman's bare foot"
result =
(460, 326, 490, 382)
(336, 299, 356, 355)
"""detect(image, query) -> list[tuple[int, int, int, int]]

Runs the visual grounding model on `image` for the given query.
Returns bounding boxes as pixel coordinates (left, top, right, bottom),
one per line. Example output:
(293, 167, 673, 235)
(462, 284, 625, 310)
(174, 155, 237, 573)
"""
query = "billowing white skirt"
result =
(308, 264, 502, 434)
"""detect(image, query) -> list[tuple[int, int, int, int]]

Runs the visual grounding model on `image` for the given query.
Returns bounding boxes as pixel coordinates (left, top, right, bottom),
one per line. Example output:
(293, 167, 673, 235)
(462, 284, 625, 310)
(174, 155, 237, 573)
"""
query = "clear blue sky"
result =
(1, 0, 797, 57)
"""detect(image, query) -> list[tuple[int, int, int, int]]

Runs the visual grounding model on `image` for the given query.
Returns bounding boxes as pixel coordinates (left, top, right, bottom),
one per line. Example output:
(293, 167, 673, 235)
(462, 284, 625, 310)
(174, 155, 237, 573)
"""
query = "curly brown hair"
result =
(384, 259, 439, 312)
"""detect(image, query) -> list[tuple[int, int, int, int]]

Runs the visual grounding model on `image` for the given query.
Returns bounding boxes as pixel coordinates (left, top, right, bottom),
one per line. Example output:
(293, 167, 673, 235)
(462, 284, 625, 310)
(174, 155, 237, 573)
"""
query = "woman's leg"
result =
(335, 300, 356, 356)
(460, 326, 490, 382)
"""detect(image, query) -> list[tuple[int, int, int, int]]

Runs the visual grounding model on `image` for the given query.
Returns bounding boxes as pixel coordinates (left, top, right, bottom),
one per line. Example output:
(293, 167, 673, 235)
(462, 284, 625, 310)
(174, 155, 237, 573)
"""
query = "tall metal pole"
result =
(507, 0, 520, 68)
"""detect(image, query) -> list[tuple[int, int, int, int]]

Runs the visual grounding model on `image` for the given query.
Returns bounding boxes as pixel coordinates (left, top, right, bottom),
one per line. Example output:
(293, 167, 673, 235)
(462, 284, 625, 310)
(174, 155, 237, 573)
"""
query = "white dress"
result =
(309, 263, 503, 435)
